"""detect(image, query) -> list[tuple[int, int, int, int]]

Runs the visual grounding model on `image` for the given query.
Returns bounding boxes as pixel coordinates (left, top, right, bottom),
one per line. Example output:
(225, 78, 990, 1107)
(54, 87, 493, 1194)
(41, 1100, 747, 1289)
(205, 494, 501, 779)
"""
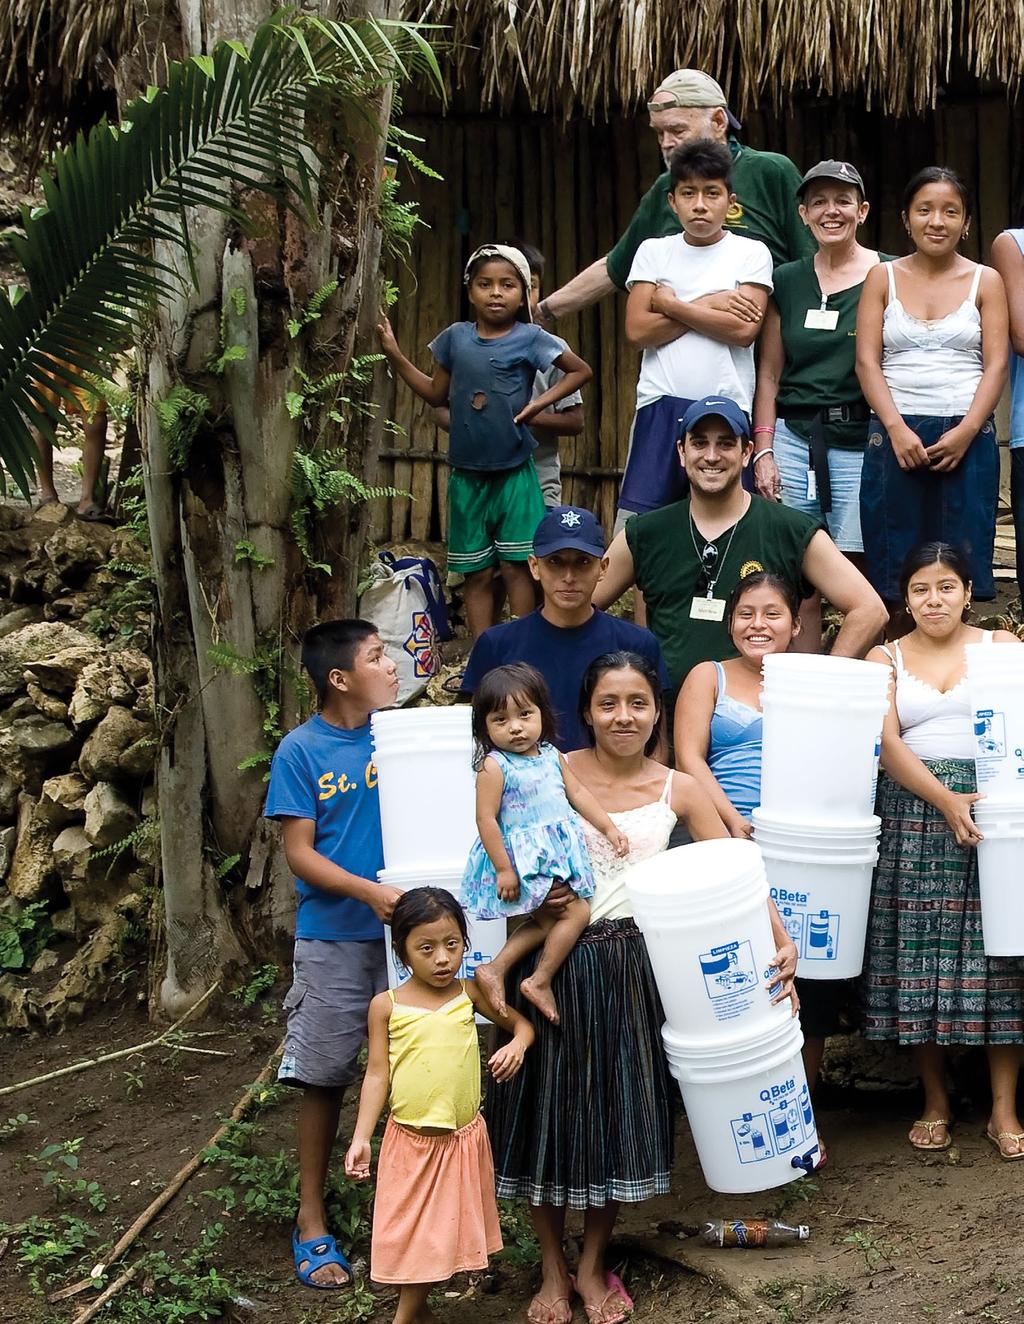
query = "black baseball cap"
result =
(532, 506, 606, 558)
(678, 396, 751, 441)
(797, 160, 866, 198)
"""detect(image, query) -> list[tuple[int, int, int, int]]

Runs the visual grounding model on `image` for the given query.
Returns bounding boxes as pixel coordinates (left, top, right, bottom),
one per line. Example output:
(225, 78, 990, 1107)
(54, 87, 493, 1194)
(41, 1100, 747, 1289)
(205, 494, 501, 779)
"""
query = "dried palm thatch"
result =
(0, 0, 139, 150)
(404, 0, 1024, 117)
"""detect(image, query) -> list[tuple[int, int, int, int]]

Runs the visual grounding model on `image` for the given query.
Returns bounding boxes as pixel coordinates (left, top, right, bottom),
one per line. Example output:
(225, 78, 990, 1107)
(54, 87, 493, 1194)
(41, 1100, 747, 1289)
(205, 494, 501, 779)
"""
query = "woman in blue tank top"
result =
(674, 571, 801, 836)
(991, 227, 1024, 593)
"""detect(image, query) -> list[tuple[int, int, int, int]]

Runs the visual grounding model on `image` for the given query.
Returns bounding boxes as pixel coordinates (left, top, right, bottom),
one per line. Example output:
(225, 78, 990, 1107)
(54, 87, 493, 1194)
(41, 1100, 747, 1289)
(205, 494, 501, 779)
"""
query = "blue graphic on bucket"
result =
(973, 709, 1024, 786)
(805, 911, 840, 961)
(699, 940, 760, 1021)
(731, 1073, 816, 1163)
(800, 1084, 813, 1129)
(732, 1113, 774, 1163)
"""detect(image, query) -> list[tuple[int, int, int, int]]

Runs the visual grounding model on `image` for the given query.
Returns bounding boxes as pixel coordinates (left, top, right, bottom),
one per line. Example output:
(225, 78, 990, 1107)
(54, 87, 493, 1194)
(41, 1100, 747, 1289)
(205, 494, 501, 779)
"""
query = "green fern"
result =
(233, 539, 275, 570)
(155, 385, 210, 470)
(289, 449, 405, 573)
(287, 278, 339, 339)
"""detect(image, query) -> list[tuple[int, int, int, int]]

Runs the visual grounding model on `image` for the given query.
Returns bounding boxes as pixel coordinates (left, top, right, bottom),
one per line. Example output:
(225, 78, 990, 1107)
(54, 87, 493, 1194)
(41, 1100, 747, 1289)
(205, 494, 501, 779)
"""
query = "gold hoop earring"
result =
(965, 599, 972, 611)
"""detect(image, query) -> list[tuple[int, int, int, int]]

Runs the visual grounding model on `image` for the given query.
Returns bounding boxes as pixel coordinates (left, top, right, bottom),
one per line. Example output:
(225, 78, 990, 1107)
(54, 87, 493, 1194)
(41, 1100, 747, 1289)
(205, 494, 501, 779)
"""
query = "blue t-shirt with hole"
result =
(428, 321, 564, 471)
(265, 715, 384, 942)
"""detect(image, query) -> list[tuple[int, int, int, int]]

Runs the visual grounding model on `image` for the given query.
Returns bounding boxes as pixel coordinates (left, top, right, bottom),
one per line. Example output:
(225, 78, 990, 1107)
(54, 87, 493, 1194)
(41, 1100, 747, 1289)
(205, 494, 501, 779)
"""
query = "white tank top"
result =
(881, 262, 983, 416)
(885, 633, 991, 760)
(579, 771, 676, 923)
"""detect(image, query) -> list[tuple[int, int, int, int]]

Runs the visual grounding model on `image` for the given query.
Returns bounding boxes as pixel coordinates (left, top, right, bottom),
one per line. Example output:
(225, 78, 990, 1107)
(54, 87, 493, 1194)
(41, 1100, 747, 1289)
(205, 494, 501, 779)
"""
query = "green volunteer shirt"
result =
(625, 495, 821, 689)
(774, 255, 894, 450)
(606, 138, 814, 287)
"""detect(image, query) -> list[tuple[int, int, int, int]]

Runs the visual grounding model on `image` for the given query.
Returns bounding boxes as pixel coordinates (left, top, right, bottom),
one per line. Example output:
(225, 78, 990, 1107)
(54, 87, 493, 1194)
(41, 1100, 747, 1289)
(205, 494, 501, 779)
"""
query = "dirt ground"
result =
(2, 984, 1023, 1324)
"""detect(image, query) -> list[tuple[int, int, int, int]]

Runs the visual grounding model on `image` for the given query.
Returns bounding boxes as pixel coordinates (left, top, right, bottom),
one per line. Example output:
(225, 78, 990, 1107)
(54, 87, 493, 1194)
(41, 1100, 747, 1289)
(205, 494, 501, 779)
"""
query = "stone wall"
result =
(0, 503, 156, 1027)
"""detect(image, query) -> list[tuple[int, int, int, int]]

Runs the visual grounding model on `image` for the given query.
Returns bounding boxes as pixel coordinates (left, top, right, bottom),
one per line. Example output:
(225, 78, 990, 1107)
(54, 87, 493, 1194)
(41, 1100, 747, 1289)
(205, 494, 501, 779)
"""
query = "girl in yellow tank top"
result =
(345, 887, 534, 1324)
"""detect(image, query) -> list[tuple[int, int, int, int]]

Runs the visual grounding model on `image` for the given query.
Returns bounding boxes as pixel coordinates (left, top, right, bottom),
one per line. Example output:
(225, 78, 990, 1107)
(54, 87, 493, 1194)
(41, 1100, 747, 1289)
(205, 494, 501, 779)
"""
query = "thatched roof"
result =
(405, 0, 1024, 116)
(0, 0, 139, 151)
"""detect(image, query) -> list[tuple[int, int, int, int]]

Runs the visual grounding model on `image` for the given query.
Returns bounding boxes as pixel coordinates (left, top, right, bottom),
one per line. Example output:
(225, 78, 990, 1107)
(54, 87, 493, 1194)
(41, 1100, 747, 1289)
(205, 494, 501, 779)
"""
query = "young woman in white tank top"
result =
(855, 167, 1008, 612)
(863, 542, 1024, 1161)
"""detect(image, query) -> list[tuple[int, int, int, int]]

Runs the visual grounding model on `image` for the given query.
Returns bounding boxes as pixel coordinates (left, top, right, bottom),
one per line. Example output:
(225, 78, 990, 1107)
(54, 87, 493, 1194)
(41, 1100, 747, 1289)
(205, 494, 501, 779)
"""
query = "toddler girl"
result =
(462, 663, 629, 1024)
(345, 888, 534, 1324)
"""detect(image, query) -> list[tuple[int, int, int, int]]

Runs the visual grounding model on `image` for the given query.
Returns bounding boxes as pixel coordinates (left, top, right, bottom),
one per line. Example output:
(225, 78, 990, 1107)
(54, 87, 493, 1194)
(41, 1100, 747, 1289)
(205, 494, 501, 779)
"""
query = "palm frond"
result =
(0, 10, 445, 493)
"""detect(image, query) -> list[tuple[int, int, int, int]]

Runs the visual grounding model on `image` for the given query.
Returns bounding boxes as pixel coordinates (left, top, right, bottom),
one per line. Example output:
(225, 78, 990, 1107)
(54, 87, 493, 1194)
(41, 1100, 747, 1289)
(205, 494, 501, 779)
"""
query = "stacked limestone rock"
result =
(0, 503, 157, 1026)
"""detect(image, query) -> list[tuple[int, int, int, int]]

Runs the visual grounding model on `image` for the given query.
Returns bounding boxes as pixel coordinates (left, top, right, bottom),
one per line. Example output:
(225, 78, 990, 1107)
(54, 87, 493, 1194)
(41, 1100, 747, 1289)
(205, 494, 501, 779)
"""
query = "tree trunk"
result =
(119, 0, 397, 1015)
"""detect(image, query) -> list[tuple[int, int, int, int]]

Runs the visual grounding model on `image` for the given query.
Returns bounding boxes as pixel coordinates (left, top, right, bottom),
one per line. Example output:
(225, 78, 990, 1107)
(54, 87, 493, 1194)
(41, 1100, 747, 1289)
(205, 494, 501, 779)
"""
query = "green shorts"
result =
(447, 461, 545, 574)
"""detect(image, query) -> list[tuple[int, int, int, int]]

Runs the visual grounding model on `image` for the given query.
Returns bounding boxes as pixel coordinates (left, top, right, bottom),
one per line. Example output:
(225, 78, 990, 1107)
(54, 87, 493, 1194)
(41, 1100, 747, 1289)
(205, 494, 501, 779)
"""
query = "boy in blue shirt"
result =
(266, 619, 399, 1289)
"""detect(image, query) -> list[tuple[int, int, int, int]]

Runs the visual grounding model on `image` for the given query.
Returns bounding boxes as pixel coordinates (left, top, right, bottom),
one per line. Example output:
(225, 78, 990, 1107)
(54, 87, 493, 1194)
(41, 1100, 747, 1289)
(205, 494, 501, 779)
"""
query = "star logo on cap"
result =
(838, 163, 852, 176)
(560, 510, 582, 528)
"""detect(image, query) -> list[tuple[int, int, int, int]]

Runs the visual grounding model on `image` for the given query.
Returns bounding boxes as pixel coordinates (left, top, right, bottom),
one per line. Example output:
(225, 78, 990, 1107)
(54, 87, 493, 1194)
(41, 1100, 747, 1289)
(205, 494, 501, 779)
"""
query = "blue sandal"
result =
(291, 1226, 352, 1289)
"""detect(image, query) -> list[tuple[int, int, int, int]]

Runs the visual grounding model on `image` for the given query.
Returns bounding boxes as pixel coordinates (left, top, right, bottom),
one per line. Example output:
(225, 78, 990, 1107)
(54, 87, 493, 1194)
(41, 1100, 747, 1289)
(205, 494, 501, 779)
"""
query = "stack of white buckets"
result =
(968, 643, 1024, 955)
(752, 654, 891, 982)
(627, 839, 821, 1193)
(370, 707, 506, 1013)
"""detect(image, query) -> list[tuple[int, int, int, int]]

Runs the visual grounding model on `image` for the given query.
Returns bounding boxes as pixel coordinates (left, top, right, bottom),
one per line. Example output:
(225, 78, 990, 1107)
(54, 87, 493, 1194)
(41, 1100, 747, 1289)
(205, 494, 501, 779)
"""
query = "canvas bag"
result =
(358, 552, 450, 703)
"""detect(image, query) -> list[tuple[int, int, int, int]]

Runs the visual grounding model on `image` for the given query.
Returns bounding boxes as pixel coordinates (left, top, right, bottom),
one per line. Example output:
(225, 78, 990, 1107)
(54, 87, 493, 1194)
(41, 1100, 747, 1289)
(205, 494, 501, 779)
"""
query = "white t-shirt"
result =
(626, 230, 773, 411)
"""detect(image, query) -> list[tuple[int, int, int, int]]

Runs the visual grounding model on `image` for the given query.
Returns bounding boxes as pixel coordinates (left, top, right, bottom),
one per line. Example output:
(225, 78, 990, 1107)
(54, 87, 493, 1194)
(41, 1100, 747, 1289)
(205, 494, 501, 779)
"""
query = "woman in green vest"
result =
(751, 161, 886, 570)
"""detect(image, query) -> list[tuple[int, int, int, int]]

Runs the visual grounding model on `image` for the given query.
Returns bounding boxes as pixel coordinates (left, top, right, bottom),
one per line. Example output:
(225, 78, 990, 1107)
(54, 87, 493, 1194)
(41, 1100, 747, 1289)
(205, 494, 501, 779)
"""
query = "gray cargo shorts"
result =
(277, 938, 387, 1090)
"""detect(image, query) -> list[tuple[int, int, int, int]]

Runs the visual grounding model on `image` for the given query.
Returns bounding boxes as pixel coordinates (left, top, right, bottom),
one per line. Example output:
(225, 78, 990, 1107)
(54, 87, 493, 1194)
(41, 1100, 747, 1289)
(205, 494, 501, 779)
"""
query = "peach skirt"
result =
(370, 1112, 503, 1284)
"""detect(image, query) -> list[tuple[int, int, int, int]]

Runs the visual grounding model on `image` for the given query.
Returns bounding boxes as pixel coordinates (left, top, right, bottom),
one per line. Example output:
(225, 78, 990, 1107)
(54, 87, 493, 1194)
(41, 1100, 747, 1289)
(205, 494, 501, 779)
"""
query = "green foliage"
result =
(206, 639, 289, 766)
(843, 1228, 897, 1271)
(91, 816, 159, 863)
(494, 1201, 541, 1265)
(0, 901, 53, 971)
(28, 1138, 109, 1211)
(230, 964, 278, 1006)
(233, 539, 275, 570)
(0, 10, 444, 493)
(285, 354, 384, 424)
(288, 278, 339, 338)
(379, 120, 442, 261)
(0, 1112, 36, 1141)
(289, 449, 405, 573)
(102, 1226, 235, 1322)
(2, 1213, 99, 1294)
(155, 385, 211, 470)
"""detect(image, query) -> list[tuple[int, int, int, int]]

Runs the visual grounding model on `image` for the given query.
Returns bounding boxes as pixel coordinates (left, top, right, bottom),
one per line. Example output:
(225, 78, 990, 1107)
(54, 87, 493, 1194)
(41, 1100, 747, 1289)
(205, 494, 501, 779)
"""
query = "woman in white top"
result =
(862, 543, 1024, 1160)
(487, 651, 796, 1324)
(856, 167, 1008, 616)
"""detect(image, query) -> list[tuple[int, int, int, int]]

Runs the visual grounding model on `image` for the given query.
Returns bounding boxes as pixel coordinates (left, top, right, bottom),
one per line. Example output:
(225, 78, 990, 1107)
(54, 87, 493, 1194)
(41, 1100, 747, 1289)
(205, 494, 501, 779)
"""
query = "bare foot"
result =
(474, 961, 507, 1016)
(521, 973, 559, 1024)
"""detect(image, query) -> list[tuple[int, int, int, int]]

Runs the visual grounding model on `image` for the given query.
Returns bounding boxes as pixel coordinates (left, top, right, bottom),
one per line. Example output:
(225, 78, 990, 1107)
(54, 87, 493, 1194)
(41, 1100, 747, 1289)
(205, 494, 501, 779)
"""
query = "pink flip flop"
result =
(604, 1273, 634, 1312)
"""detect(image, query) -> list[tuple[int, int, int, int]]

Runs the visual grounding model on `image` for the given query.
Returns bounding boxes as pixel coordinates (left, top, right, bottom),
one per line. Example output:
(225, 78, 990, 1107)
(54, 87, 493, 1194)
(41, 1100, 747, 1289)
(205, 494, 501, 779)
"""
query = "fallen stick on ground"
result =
(49, 1039, 284, 1305)
(0, 983, 221, 1098)
(69, 1265, 138, 1324)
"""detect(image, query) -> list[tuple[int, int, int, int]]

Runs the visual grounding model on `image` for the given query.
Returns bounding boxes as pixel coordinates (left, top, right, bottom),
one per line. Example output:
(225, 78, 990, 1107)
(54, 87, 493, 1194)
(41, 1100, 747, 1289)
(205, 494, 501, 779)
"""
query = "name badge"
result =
(804, 308, 839, 331)
(806, 469, 817, 501)
(690, 596, 726, 622)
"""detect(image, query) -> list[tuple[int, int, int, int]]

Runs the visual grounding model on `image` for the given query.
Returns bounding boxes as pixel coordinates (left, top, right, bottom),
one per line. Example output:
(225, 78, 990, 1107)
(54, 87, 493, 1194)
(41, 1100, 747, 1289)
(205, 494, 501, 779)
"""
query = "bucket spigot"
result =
(790, 1148, 818, 1174)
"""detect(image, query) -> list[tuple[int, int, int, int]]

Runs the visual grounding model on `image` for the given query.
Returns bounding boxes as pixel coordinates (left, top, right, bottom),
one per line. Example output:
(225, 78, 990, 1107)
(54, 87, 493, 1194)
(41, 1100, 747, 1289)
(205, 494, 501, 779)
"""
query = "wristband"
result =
(753, 448, 775, 462)
(752, 425, 775, 436)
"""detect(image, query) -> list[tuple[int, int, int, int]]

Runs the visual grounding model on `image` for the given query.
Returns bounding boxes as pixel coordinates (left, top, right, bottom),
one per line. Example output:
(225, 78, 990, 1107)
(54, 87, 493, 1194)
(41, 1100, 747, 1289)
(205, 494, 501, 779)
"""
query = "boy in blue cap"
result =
(461, 505, 669, 750)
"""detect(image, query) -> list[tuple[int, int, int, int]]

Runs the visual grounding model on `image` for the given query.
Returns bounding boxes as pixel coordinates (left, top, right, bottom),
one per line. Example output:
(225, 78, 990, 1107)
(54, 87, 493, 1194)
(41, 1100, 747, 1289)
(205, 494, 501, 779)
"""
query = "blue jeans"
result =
(860, 414, 998, 601)
(1012, 448, 1024, 593)
(775, 420, 865, 552)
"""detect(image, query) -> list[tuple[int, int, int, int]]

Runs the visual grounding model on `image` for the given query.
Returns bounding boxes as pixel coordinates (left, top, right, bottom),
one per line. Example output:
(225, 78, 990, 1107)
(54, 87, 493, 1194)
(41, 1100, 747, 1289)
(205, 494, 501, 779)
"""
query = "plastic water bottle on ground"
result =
(700, 1219, 810, 1248)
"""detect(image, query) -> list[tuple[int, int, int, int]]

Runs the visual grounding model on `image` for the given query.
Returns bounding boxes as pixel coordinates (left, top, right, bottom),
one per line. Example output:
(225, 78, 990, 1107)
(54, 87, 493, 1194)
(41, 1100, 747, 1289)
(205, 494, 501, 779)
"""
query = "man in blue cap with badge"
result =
(460, 505, 669, 750)
(594, 396, 887, 689)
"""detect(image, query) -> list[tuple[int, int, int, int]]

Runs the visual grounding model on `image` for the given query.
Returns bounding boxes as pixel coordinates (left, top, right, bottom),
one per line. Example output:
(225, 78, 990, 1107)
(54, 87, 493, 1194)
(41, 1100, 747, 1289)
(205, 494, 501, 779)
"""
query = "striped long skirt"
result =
(862, 760, 1024, 1045)
(486, 918, 673, 1210)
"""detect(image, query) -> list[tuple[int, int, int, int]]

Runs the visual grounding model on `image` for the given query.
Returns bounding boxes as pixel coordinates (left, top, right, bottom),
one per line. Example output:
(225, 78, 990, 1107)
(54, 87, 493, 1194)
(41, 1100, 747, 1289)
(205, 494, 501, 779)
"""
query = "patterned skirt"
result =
(862, 760, 1024, 1045)
(486, 918, 673, 1209)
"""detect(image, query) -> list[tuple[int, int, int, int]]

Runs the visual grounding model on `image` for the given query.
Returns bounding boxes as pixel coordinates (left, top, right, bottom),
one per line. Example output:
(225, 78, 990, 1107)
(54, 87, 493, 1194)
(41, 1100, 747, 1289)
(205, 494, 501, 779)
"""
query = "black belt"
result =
(779, 403, 870, 517)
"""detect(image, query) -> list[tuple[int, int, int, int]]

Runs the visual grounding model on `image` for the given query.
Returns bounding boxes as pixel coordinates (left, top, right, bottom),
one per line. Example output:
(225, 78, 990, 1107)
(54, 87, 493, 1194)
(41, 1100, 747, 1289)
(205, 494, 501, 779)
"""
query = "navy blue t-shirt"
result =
(265, 715, 384, 942)
(461, 609, 670, 751)
(428, 321, 563, 471)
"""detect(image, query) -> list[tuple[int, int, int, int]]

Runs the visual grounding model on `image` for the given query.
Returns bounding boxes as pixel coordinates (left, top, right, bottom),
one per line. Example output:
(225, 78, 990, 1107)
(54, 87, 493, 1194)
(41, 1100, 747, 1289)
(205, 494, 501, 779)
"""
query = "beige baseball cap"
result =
(648, 69, 742, 131)
(463, 244, 534, 322)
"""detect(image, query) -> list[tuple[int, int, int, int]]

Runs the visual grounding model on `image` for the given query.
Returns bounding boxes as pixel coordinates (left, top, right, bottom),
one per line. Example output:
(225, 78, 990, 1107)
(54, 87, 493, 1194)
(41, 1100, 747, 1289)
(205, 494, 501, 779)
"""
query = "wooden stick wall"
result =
(371, 95, 1024, 546)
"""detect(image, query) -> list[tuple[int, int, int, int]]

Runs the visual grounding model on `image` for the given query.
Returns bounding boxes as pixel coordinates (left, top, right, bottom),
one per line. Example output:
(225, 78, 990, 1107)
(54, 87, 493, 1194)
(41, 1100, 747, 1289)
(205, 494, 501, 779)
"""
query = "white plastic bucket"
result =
(380, 867, 507, 1023)
(759, 654, 890, 824)
(973, 799, 1024, 956)
(967, 644, 1024, 798)
(625, 840, 789, 1038)
(371, 707, 477, 873)
(751, 811, 880, 980)
(662, 1016, 820, 1193)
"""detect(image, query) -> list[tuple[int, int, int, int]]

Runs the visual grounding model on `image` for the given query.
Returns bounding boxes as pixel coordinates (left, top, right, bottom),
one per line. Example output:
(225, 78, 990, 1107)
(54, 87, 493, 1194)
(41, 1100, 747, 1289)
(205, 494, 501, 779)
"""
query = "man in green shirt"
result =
(592, 396, 887, 689)
(536, 70, 814, 328)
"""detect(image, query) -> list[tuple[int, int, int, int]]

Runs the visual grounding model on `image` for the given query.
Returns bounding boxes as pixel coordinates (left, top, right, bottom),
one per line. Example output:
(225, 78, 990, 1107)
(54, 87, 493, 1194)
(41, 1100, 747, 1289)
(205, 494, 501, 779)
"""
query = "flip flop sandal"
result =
(985, 1128, 1024, 1161)
(525, 1293, 572, 1324)
(909, 1118, 952, 1151)
(604, 1273, 634, 1312)
(570, 1274, 630, 1324)
(291, 1226, 352, 1289)
(440, 669, 466, 696)
(74, 504, 112, 524)
(34, 496, 62, 510)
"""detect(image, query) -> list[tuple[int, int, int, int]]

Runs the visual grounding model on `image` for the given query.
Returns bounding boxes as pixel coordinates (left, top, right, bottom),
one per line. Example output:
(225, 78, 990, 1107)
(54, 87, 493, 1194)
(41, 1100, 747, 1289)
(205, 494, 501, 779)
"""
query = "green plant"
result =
(0, 11, 443, 493)
(123, 1065, 145, 1097)
(842, 1228, 897, 1272)
(0, 900, 53, 971)
(233, 539, 275, 570)
(102, 1232, 236, 1321)
(764, 1174, 819, 1218)
(3, 1213, 99, 1293)
(230, 964, 278, 1006)
(289, 449, 404, 572)
(0, 1113, 36, 1141)
(206, 638, 295, 769)
(28, 1139, 109, 1212)
(811, 1277, 853, 1312)
(155, 385, 211, 470)
(287, 278, 339, 338)
(493, 1201, 541, 1265)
